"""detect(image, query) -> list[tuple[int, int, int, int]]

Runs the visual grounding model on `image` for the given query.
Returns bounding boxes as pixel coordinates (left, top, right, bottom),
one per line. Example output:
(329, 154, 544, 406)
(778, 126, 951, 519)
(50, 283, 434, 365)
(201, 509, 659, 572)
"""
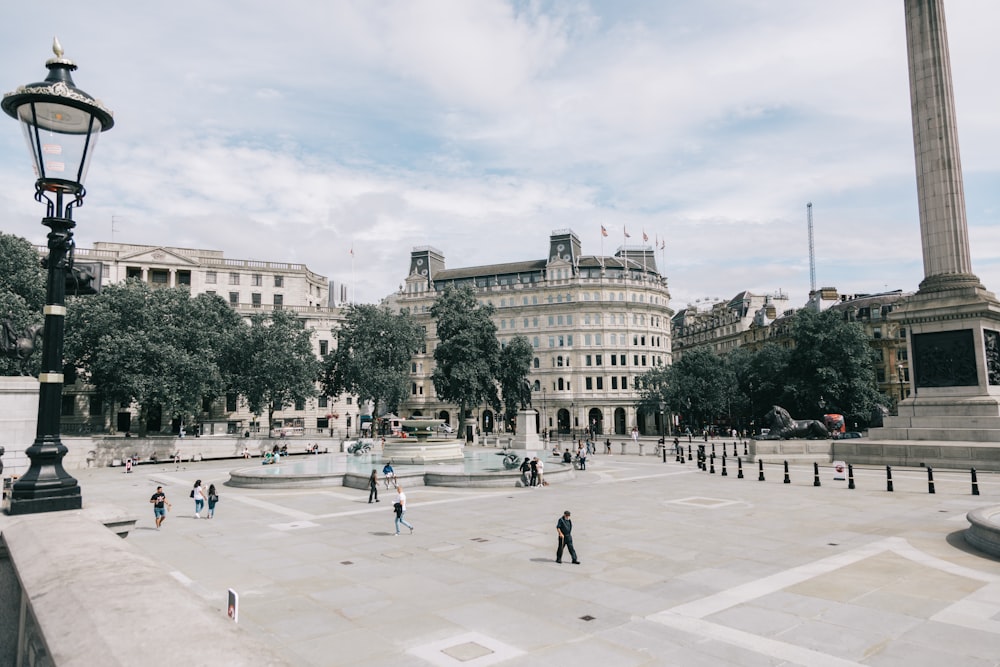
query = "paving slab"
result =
(29, 452, 1000, 666)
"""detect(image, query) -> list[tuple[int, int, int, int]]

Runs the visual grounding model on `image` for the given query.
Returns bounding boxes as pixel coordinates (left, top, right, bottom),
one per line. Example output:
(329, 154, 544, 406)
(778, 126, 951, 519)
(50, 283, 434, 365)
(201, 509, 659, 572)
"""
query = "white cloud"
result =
(0, 0, 998, 309)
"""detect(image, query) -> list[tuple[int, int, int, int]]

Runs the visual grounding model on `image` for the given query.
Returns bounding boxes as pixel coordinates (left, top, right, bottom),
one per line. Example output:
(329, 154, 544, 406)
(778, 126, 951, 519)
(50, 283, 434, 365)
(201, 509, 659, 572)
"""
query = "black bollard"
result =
(813, 462, 821, 487)
(927, 466, 935, 494)
(783, 460, 791, 484)
(721, 455, 728, 476)
(688, 444, 693, 460)
(732, 442, 737, 457)
(737, 457, 744, 479)
(744, 441, 749, 456)
(711, 443, 716, 456)
(758, 459, 765, 481)
(709, 453, 716, 474)
(680, 448, 685, 464)
(848, 463, 855, 490)
(886, 466, 894, 492)
(972, 468, 980, 496)
(663, 446, 667, 463)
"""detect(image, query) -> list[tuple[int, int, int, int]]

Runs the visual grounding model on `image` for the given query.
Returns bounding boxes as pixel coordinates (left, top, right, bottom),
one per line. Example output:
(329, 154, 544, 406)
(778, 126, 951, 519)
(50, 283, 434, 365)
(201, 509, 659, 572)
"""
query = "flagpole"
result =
(351, 241, 356, 304)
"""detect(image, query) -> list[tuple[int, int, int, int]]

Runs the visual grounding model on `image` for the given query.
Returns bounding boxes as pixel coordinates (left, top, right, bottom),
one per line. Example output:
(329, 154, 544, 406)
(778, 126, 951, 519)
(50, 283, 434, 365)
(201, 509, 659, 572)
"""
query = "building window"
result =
(226, 393, 238, 412)
(295, 398, 305, 411)
(252, 273, 263, 286)
(585, 355, 592, 366)
(320, 340, 329, 355)
(151, 269, 169, 284)
(177, 271, 191, 286)
(621, 376, 627, 390)
(586, 377, 593, 390)
(533, 357, 540, 369)
(205, 271, 217, 284)
(274, 275, 284, 287)
(596, 377, 604, 390)
(611, 377, 618, 390)
(900, 327, 907, 338)
(229, 292, 239, 305)
(274, 294, 284, 309)
(252, 293, 262, 308)
(89, 395, 103, 417)
(595, 354, 602, 366)
(229, 272, 240, 285)
(873, 326, 882, 339)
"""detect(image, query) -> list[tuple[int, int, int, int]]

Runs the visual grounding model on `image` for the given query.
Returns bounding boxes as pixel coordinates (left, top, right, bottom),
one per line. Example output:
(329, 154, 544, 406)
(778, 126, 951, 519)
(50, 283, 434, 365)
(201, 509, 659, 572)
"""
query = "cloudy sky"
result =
(1, 1, 998, 310)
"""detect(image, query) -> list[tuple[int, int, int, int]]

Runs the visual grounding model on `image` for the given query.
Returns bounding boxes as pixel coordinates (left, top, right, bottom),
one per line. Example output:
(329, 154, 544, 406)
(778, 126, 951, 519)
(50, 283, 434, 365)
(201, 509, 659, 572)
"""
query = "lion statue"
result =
(761, 405, 829, 439)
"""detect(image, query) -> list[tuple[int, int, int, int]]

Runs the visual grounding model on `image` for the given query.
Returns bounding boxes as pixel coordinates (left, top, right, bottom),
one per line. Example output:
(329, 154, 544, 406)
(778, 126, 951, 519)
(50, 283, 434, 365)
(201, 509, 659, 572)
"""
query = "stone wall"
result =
(0, 511, 291, 666)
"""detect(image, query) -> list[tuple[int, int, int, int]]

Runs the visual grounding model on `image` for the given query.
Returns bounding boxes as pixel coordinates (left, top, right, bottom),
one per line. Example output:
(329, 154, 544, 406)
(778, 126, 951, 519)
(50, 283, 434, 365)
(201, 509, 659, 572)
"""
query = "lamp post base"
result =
(8, 492, 82, 515)
(7, 438, 83, 515)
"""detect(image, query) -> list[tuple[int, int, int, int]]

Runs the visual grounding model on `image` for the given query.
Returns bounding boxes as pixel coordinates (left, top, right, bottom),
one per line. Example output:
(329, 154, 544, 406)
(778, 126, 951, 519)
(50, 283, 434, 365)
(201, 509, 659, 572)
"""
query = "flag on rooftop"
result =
(623, 228, 630, 239)
(601, 225, 608, 237)
(642, 230, 648, 242)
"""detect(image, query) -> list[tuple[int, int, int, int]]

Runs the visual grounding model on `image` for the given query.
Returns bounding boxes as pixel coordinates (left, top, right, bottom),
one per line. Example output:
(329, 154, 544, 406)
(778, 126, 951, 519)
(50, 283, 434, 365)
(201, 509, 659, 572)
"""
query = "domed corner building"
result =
(385, 229, 674, 439)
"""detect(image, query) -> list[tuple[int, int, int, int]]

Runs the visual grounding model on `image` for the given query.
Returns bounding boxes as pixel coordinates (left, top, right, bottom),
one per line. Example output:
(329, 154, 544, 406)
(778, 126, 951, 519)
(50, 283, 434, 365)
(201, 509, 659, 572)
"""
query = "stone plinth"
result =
(511, 409, 541, 450)
(0, 377, 39, 478)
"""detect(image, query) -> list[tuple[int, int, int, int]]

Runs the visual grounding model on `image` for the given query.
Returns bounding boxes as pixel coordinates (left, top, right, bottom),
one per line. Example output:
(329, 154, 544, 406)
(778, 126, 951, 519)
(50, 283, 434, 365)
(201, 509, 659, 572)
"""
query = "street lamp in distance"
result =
(3, 39, 114, 515)
(897, 363, 906, 403)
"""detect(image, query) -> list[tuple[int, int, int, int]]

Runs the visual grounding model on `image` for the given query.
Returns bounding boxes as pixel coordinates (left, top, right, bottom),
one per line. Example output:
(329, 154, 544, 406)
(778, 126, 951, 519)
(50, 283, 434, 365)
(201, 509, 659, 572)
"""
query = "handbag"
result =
(190, 489, 195, 498)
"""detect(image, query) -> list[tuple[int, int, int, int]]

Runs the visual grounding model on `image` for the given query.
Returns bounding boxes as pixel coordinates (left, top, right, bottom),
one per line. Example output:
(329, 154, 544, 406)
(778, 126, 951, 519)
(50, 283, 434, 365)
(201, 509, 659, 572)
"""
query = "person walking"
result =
(393, 485, 414, 535)
(192, 479, 207, 518)
(536, 457, 546, 486)
(368, 469, 380, 503)
(556, 511, 579, 564)
(207, 484, 219, 519)
(150, 486, 171, 529)
(604, 438, 611, 454)
(529, 457, 539, 487)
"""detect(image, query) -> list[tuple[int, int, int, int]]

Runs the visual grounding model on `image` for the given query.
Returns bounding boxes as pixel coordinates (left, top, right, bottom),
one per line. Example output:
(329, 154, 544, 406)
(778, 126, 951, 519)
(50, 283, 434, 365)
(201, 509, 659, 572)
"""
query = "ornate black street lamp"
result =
(3, 39, 114, 514)
(897, 363, 906, 403)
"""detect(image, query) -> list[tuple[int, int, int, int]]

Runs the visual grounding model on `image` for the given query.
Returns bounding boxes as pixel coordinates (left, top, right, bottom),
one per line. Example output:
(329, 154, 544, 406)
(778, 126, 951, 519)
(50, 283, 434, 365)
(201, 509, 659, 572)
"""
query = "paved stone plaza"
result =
(69, 450, 1000, 666)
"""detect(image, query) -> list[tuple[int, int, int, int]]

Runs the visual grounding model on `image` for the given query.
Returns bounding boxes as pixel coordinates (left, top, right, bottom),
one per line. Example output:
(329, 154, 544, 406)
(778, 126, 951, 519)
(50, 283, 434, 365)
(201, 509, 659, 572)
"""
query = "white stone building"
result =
(385, 230, 674, 437)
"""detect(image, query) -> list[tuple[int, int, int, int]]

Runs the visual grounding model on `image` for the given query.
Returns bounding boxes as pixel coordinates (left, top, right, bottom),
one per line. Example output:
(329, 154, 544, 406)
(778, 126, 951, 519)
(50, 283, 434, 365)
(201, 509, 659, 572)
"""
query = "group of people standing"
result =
(519, 456, 546, 487)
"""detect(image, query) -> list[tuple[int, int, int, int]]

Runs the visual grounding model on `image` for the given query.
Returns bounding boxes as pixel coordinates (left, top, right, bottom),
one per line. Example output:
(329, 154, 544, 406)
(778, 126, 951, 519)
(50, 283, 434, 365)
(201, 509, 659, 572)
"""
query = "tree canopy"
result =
(0, 233, 45, 376)
(320, 304, 422, 420)
(230, 309, 320, 434)
(64, 281, 244, 433)
(430, 286, 501, 422)
(638, 307, 888, 434)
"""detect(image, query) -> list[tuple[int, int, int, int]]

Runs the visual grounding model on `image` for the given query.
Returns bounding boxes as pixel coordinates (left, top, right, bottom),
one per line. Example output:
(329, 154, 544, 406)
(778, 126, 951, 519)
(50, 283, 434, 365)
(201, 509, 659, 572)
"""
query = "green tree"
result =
(64, 281, 243, 434)
(320, 304, 422, 421)
(497, 335, 533, 429)
(737, 343, 793, 428)
(785, 308, 884, 422)
(0, 233, 45, 376)
(636, 365, 672, 422)
(430, 286, 501, 423)
(231, 309, 320, 435)
(665, 348, 735, 430)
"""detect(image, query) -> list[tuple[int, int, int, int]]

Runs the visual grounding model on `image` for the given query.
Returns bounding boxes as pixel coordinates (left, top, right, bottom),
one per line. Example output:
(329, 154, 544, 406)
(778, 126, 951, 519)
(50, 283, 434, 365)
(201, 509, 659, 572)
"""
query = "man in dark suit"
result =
(556, 511, 579, 564)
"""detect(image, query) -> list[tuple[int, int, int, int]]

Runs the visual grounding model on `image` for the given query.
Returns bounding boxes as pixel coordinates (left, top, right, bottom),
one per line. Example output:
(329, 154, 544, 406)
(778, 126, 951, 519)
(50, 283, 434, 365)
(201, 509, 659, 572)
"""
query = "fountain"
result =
(383, 417, 464, 464)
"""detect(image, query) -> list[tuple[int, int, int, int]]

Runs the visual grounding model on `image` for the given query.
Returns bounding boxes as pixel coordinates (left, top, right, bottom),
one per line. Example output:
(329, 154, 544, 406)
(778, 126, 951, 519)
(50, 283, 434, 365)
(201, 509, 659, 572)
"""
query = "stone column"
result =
(904, 0, 981, 292)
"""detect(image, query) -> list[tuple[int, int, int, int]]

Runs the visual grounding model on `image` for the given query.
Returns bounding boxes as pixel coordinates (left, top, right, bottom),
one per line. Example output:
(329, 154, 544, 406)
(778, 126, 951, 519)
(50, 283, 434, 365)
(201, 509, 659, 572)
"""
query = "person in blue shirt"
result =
(382, 462, 396, 489)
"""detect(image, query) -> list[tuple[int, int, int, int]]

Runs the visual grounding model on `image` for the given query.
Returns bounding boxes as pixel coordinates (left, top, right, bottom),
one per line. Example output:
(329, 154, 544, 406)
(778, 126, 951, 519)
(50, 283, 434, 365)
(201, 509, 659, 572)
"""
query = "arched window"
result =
(557, 378, 565, 390)
(533, 357, 540, 369)
(556, 356, 564, 367)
